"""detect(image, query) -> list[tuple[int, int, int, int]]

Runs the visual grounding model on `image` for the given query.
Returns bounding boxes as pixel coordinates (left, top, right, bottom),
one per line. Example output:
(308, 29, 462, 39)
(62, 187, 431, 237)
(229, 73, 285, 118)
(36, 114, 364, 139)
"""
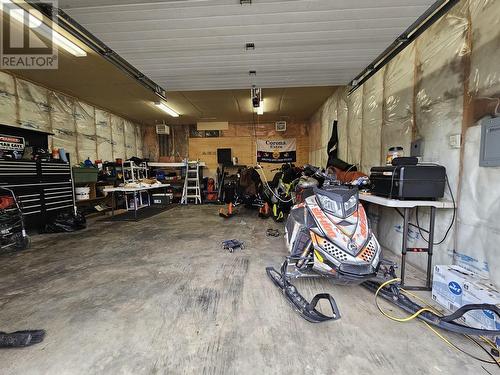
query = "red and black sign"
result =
(0, 134, 25, 151)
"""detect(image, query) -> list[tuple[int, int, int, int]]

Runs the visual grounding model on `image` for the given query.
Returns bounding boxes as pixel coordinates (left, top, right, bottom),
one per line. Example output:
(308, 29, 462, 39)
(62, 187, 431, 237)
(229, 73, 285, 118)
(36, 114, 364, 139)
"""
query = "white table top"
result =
(103, 184, 170, 193)
(359, 192, 454, 209)
(149, 161, 206, 167)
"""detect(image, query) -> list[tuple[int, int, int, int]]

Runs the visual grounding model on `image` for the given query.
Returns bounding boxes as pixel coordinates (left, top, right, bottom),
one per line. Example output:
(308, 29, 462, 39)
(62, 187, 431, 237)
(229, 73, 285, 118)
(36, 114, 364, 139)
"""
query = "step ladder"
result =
(181, 160, 202, 204)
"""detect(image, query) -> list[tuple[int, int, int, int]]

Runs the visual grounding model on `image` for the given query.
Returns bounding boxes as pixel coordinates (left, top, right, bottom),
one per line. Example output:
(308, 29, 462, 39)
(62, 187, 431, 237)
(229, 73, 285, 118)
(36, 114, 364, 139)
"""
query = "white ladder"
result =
(181, 160, 202, 204)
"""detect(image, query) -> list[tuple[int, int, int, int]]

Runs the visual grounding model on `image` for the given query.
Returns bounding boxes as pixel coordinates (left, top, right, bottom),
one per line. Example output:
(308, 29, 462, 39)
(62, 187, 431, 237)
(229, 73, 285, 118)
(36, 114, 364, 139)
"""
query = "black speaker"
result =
(217, 148, 232, 166)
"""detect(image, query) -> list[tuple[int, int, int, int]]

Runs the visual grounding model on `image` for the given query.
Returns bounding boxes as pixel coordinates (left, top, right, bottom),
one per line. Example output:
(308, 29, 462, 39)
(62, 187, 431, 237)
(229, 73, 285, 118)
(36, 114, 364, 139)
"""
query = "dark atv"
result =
(219, 167, 269, 218)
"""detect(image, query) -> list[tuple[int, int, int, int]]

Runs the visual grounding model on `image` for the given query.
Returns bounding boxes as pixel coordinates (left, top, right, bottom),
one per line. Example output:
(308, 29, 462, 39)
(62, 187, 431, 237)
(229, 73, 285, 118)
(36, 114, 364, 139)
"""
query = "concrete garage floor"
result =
(0, 206, 495, 374)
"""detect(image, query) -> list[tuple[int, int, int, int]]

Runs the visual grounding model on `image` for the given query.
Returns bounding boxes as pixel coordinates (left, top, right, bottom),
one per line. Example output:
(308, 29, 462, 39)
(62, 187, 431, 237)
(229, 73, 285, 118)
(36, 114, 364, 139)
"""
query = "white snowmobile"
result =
(266, 166, 500, 337)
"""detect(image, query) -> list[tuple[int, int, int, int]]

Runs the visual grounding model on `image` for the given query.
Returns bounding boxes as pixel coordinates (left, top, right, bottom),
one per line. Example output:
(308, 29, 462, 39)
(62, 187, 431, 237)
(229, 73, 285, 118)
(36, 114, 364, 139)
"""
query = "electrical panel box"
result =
(480, 117, 500, 167)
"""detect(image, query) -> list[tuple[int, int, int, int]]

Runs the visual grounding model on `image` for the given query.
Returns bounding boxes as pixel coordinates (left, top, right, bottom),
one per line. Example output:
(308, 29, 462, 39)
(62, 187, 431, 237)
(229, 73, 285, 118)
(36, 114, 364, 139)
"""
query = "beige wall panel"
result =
(0, 71, 17, 126)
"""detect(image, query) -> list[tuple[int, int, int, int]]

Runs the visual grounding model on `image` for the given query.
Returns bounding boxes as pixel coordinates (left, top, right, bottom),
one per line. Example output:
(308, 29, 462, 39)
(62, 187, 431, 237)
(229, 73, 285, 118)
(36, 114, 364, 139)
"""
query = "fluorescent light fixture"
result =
(154, 101, 179, 117)
(51, 28, 87, 57)
(2, 0, 87, 57)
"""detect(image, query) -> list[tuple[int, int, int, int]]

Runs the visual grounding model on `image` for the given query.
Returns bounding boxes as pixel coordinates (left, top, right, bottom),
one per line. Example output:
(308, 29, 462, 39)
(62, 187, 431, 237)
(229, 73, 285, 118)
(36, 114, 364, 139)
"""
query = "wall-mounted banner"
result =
(256, 138, 296, 163)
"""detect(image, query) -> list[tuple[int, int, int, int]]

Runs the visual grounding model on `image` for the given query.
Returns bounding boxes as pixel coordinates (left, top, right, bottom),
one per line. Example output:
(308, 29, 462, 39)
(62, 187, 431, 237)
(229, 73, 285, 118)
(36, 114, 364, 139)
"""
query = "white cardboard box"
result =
(432, 265, 499, 348)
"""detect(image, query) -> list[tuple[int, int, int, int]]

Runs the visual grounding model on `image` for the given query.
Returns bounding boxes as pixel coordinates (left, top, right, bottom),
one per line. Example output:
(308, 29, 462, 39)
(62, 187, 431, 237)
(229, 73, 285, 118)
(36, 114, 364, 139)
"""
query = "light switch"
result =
(449, 134, 461, 149)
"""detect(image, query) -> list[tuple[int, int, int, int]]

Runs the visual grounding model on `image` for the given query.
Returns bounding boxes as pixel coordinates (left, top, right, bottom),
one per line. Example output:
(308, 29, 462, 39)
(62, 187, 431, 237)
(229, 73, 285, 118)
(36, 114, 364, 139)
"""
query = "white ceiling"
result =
(60, 0, 435, 91)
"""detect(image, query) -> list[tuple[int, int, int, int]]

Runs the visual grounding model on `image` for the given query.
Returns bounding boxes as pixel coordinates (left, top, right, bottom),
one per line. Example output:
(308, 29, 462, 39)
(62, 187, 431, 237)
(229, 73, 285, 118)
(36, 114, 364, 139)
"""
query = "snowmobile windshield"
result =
(313, 186, 358, 219)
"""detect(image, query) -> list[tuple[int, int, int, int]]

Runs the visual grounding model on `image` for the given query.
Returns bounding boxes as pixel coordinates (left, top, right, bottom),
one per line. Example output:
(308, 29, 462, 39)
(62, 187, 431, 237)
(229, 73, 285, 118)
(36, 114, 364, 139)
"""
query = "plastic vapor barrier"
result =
(135, 125, 143, 158)
(361, 67, 384, 173)
(111, 115, 125, 160)
(0, 70, 146, 164)
(50, 93, 77, 160)
(124, 120, 137, 159)
(411, 4, 468, 268)
(95, 109, 113, 162)
(75, 101, 97, 163)
(454, 0, 500, 286)
(456, 124, 499, 286)
(469, 0, 500, 98)
(0, 72, 17, 127)
(17, 79, 51, 133)
(337, 88, 349, 162)
(382, 45, 415, 157)
(347, 88, 362, 167)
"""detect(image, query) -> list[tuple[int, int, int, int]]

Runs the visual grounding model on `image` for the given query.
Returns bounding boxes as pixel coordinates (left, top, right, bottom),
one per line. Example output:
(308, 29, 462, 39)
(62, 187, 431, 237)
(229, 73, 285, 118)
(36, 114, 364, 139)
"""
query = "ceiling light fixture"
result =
(251, 86, 261, 108)
(154, 101, 179, 117)
(1, 0, 87, 57)
(251, 86, 264, 116)
(256, 100, 264, 116)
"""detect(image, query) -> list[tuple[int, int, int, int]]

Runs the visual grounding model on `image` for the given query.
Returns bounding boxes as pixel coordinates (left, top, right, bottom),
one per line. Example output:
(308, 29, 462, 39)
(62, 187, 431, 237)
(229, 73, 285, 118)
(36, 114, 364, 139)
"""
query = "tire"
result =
(13, 233, 30, 251)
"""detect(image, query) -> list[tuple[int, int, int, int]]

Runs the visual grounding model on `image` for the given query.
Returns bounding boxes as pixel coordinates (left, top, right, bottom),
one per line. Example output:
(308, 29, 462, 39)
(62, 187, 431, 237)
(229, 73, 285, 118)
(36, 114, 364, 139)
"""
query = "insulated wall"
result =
(0, 71, 145, 163)
(454, 0, 500, 282)
(309, 0, 500, 286)
(361, 68, 384, 173)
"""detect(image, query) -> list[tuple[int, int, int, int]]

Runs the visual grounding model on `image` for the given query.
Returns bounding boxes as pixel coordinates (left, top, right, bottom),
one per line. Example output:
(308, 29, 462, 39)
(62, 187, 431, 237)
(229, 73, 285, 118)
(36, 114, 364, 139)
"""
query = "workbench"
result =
(148, 162, 206, 168)
(359, 192, 454, 291)
(103, 184, 170, 221)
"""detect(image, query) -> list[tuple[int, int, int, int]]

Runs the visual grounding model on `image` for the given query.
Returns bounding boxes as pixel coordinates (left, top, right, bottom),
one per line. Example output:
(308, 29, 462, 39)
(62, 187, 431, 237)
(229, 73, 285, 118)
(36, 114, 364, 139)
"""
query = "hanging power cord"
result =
(375, 279, 500, 367)
(416, 172, 456, 245)
(392, 169, 456, 245)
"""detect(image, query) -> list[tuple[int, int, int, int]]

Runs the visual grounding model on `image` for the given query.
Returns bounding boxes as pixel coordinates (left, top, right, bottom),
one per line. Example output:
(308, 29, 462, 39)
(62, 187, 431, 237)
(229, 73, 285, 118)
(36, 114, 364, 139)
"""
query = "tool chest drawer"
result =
(43, 183, 75, 212)
(0, 160, 75, 230)
(0, 160, 38, 184)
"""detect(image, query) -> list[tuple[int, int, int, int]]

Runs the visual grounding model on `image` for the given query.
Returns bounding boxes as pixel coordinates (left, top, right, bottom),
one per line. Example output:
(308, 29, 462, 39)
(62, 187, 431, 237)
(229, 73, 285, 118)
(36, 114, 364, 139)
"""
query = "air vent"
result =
(276, 121, 287, 132)
(156, 124, 170, 135)
(245, 43, 255, 50)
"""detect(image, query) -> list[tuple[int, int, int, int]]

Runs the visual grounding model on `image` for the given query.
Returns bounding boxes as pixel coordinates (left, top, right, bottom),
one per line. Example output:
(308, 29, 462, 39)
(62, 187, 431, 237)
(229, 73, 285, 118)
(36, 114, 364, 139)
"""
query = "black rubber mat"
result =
(100, 205, 176, 222)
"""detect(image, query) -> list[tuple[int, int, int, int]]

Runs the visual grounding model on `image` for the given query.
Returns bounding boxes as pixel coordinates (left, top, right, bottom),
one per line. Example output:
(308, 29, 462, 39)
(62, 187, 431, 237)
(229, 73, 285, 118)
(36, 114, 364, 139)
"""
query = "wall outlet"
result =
(411, 138, 424, 157)
(449, 134, 462, 149)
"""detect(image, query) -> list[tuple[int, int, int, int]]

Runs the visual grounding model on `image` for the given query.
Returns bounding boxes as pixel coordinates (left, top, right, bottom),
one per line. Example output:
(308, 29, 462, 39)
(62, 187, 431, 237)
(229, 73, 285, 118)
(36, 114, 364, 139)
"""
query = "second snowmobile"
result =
(262, 163, 302, 222)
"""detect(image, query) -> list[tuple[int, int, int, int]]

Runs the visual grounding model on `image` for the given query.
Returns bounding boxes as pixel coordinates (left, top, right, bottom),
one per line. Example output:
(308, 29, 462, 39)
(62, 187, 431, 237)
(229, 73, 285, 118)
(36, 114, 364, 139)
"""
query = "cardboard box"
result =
(432, 265, 466, 311)
(432, 265, 499, 348)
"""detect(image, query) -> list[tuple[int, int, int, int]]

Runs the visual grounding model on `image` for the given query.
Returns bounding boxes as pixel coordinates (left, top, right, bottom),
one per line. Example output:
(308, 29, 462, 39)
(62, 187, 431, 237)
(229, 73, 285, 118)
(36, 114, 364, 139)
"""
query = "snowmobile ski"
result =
(363, 280, 500, 336)
(266, 264, 341, 323)
(0, 330, 45, 348)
